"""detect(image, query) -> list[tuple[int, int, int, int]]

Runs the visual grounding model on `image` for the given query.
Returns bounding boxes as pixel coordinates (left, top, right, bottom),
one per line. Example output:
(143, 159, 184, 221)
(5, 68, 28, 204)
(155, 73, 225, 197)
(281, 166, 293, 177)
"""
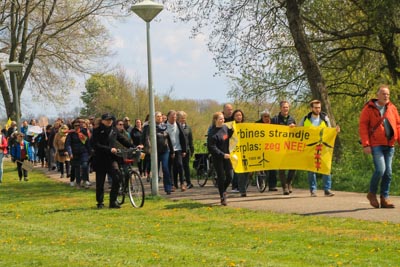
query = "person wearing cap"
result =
(271, 100, 297, 195)
(92, 113, 134, 209)
(10, 133, 33, 181)
(255, 109, 278, 191)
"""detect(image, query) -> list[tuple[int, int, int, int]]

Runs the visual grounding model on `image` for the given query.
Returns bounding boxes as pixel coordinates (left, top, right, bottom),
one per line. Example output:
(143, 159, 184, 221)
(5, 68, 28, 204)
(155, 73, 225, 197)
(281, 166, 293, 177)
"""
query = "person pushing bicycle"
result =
(92, 113, 135, 209)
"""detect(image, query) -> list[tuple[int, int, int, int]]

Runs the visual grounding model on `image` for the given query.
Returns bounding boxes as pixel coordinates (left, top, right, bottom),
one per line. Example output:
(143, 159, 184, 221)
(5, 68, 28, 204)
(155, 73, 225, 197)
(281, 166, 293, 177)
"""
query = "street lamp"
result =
(5, 61, 23, 129)
(131, 0, 163, 196)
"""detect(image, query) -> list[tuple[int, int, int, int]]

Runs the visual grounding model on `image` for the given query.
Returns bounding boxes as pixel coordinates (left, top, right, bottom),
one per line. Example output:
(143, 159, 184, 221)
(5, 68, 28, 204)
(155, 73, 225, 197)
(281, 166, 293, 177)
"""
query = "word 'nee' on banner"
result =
(229, 123, 337, 175)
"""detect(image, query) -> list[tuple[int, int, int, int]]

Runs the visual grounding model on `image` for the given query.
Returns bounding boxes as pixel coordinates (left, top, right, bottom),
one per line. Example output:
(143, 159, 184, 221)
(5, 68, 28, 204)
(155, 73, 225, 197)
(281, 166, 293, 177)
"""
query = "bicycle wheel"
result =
(196, 168, 208, 187)
(256, 172, 267, 193)
(116, 178, 125, 205)
(208, 167, 218, 188)
(128, 170, 145, 208)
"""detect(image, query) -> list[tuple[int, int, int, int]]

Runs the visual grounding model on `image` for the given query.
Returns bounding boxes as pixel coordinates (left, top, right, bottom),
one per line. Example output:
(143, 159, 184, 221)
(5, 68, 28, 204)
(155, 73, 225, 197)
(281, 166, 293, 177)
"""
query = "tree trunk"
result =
(0, 70, 15, 120)
(285, 0, 341, 161)
(285, 0, 336, 126)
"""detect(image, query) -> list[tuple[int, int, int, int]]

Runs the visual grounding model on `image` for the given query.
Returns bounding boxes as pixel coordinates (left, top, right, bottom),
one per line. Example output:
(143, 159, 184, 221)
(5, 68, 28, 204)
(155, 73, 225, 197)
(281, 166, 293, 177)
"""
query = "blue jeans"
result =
(158, 150, 172, 193)
(370, 146, 394, 198)
(308, 172, 331, 192)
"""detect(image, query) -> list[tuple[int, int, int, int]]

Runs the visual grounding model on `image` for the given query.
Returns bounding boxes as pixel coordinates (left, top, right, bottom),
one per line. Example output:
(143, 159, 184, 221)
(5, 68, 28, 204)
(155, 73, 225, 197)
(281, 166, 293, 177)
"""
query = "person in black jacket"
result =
(177, 111, 195, 189)
(65, 119, 91, 188)
(207, 112, 233, 206)
(92, 113, 134, 209)
(271, 100, 297, 195)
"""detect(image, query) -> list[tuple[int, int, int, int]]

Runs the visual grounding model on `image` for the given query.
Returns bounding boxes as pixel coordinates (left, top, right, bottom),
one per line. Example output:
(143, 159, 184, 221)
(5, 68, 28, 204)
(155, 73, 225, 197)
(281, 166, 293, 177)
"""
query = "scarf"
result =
(75, 128, 87, 144)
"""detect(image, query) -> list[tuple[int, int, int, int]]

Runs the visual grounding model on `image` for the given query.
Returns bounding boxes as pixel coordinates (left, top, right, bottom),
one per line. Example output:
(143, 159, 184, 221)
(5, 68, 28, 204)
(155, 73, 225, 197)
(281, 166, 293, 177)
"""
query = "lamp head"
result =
(5, 61, 23, 72)
(131, 0, 163, 22)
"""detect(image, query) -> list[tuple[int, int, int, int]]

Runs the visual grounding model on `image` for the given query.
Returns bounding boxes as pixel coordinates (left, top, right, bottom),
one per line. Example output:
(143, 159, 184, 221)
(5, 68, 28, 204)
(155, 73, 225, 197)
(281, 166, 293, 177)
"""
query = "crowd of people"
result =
(0, 111, 195, 209)
(1, 85, 397, 209)
(207, 101, 339, 206)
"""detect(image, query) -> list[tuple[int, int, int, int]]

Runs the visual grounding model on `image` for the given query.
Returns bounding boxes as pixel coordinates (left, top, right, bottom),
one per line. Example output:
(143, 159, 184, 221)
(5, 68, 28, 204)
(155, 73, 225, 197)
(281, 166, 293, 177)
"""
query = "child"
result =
(10, 133, 33, 181)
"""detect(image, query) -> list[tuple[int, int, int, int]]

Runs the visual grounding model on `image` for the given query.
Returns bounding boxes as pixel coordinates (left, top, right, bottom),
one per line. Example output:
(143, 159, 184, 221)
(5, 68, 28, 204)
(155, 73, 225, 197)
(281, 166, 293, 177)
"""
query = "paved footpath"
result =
(164, 183, 400, 224)
(40, 166, 399, 224)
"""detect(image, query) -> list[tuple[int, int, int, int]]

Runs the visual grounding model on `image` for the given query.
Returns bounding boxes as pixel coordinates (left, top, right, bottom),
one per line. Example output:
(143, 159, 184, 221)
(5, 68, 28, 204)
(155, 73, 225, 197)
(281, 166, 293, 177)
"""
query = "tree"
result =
(166, 0, 400, 125)
(0, 0, 131, 121)
(81, 70, 148, 119)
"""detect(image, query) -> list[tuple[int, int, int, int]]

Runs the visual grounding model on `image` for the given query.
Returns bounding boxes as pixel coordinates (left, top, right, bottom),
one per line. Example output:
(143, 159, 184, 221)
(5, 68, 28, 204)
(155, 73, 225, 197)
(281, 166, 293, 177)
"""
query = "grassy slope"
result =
(0, 161, 399, 267)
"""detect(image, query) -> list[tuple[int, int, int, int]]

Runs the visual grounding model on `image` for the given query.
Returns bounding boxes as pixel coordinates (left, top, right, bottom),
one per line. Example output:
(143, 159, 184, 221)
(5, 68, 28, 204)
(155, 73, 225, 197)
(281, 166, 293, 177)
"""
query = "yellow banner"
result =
(229, 123, 337, 175)
(5, 118, 11, 130)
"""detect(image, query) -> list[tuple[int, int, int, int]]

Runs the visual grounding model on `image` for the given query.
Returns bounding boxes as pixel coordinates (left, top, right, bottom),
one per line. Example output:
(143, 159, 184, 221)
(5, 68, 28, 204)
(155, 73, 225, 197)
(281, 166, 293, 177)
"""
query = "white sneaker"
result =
(70, 181, 75, 187)
(85, 181, 91, 186)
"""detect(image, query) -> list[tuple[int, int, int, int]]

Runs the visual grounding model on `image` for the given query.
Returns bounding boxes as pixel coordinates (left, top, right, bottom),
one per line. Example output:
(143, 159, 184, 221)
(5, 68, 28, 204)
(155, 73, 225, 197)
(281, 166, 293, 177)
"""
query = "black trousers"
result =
(212, 156, 233, 198)
(95, 160, 120, 205)
(170, 151, 184, 187)
(16, 160, 28, 179)
(182, 153, 192, 185)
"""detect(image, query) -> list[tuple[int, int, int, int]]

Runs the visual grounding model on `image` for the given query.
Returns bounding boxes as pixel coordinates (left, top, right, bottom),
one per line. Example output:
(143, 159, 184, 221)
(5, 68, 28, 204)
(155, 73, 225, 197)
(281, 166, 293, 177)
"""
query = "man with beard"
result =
(299, 100, 340, 197)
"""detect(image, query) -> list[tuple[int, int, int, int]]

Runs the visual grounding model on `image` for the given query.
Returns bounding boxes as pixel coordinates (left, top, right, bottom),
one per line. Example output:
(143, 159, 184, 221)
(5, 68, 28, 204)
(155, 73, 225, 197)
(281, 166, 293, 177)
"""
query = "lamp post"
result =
(5, 61, 23, 129)
(131, 0, 163, 196)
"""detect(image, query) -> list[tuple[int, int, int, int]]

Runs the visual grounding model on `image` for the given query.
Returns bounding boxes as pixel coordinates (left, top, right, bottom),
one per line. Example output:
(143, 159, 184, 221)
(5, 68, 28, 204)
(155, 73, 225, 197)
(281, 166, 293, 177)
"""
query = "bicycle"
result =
(193, 152, 217, 187)
(255, 171, 268, 193)
(115, 147, 145, 208)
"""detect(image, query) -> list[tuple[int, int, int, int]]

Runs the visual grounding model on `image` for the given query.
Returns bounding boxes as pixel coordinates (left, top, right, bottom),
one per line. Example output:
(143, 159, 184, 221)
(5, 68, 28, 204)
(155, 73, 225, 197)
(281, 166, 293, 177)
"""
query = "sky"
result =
(105, 9, 231, 103)
(13, 8, 232, 119)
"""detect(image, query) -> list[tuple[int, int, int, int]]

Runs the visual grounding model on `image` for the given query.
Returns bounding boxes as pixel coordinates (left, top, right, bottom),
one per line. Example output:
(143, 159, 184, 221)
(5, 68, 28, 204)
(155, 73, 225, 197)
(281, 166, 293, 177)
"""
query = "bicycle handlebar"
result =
(115, 147, 142, 159)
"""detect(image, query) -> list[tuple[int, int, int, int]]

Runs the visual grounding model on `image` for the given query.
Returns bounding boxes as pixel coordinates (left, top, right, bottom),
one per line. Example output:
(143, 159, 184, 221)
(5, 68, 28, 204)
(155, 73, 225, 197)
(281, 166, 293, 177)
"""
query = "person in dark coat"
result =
(92, 113, 134, 209)
(65, 119, 91, 188)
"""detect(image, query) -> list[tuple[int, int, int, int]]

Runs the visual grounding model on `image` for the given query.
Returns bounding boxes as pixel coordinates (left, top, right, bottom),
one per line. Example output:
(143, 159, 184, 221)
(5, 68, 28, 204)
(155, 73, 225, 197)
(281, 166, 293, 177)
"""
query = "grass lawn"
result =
(0, 161, 399, 267)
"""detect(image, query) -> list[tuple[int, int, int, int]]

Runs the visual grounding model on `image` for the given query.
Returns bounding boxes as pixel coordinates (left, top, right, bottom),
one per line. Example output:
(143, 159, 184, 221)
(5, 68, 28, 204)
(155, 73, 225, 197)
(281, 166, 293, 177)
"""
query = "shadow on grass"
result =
(164, 202, 209, 210)
(45, 207, 89, 214)
(301, 208, 371, 216)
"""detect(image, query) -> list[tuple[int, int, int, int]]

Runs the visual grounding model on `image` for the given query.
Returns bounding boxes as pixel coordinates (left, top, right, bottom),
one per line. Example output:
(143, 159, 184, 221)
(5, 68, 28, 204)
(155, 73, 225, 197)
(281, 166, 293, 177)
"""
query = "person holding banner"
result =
(359, 85, 400, 209)
(207, 112, 234, 206)
(299, 100, 339, 197)
(222, 103, 234, 123)
(232, 109, 250, 197)
(10, 133, 33, 181)
(271, 101, 297, 195)
(255, 109, 278, 192)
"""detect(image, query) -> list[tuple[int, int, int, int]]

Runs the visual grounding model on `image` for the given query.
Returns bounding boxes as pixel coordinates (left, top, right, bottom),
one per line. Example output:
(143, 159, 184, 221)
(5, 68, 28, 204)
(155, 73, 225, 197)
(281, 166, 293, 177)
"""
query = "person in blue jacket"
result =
(10, 132, 33, 181)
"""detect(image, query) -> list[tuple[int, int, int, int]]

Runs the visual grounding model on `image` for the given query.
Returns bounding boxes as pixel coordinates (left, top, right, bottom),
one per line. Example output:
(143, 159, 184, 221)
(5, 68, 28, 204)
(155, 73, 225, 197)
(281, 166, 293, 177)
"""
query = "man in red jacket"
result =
(359, 84, 400, 208)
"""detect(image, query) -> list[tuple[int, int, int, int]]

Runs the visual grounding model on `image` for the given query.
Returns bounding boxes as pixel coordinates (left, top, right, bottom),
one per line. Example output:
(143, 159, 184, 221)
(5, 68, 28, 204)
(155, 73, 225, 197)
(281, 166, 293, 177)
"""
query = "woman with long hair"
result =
(207, 112, 233, 205)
